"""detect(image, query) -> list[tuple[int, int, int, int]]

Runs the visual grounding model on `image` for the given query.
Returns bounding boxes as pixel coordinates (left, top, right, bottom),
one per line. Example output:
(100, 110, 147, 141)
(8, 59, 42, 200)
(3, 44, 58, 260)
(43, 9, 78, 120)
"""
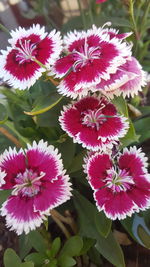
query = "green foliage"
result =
(74, 191, 125, 267)
(4, 248, 22, 267)
(0, 103, 8, 124)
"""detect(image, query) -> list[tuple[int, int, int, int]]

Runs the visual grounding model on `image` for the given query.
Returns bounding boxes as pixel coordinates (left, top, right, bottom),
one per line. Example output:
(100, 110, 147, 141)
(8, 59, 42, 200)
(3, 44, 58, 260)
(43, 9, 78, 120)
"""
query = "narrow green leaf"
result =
(28, 231, 48, 253)
(120, 119, 139, 147)
(4, 248, 21, 267)
(19, 234, 32, 260)
(112, 96, 128, 117)
(4, 121, 30, 146)
(134, 117, 150, 143)
(24, 93, 62, 116)
(68, 150, 86, 174)
(0, 103, 8, 124)
(95, 210, 112, 238)
(50, 237, 61, 258)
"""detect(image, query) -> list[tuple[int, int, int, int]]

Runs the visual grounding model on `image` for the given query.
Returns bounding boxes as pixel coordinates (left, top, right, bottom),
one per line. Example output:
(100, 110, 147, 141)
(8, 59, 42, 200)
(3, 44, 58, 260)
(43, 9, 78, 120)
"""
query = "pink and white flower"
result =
(53, 25, 132, 98)
(0, 24, 62, 90)
(0, 140, 72, 235)
(59, 95, 129, 151)
(85, 147, 150, 220)
(96, 57, 146, 98)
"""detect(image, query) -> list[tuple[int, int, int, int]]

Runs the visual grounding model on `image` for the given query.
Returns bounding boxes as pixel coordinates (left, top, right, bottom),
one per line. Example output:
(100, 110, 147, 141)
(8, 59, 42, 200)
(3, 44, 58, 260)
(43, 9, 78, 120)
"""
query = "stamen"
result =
(12, 170, 45, 197)
(15, 39, 37, 64)
(72, 39, 101, 72)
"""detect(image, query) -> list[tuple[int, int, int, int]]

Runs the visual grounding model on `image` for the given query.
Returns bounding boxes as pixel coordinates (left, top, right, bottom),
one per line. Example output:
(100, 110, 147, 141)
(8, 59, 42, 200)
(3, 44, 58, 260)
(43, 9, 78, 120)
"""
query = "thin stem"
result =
(51, 209, 77, 234)
(33, 58, 47, 70)
(51, 211, 71, 239)
(0, 23, 10, 35)
(88, 0, 94, 25)
(0, 127, 21, 147)
(77, 0, 86, 29)
(129, 0, 138, 39)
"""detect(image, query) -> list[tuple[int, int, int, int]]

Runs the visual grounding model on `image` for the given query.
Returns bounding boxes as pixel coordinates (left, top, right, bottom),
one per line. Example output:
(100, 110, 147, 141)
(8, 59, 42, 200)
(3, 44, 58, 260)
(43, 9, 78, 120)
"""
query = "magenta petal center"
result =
(72, 42, 101, 72)
(12, 169, 45, 197)
(15, 39, 38, 64)
(104, 167, 134, 193)
(81, 106, 109, 131)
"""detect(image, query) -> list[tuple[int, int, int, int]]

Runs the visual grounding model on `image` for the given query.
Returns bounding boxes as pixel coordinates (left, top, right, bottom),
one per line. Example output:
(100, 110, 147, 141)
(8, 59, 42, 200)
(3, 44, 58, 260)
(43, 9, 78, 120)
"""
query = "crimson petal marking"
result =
(87, 153, 112, 190)
(0, 148, 26, 190)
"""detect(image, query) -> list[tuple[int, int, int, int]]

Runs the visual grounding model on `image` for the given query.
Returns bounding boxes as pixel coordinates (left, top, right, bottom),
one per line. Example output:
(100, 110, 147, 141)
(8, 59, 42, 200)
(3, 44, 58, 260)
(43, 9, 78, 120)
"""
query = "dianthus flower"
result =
(0, 140, 72, 235)
(59, 95, 129, 151)
(53, 25, 132, 98)
(96, 57, 146, 98)
(0, 24, 62, 90)
(85, 147, 150, 220)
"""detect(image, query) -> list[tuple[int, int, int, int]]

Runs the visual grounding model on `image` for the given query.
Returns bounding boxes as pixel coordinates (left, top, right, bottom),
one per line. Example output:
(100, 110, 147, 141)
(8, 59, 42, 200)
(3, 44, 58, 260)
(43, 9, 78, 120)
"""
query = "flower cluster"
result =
(0, 140, 72, 234)
(0, 23, 149, 234)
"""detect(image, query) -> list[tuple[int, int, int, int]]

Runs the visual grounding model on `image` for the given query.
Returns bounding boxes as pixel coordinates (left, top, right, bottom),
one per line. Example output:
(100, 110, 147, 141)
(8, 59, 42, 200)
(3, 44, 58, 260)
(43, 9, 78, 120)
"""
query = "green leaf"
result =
(74, 192, 125, 267)
(4, 248, 21, 267)
(134, 117, 150, 143)
(79, 237, 96, 255)
(20, 262, 34, 267)
(95, 210, 112, 238)
(58, 256, 76, 267)
(24, 93, 62, 116)
(0, 103, 8, 124)
(4, 121, 30, 146)
(68, 150, 86, 174)
(0, 190, 11, 207)
(25, 253, 46, 266)
(56, 137, 76, 169)
(19, 234, 32, 260)
(120, 119, 139, 147)
(112, 96, 128, 117)
(28, 231, 48, 253)
(49, 237, 61, 259)
(59, 236, 83, 258)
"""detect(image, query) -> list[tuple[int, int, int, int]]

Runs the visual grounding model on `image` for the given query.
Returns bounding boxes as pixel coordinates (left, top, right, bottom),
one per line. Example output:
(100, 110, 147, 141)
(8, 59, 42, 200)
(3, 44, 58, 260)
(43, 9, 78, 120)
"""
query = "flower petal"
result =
(34, 174, 72, 213)
(86, 153, 112, 189)
(0, 147, 25, 189)
(1, 196, 45, 235)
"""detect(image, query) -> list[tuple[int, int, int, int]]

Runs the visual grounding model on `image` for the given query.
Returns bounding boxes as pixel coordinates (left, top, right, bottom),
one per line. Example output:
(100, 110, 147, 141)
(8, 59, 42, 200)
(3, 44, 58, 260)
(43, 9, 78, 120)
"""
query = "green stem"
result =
(77, 0, 86, 29)
(129, 0, 138, 38)
(0, 23, 10, 35)
(33, 58, 47, 70)
(88, 0, 94, 25)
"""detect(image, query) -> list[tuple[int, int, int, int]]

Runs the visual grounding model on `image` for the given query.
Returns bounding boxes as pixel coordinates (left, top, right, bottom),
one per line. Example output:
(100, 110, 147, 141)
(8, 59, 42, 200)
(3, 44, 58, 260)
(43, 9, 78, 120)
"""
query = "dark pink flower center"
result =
(15, 39, 37, 64)
(72, 41, 101, 72)
(82, 107, 108, 130)
(104, 167, 134, 193)
(12, 169, 45, 197)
